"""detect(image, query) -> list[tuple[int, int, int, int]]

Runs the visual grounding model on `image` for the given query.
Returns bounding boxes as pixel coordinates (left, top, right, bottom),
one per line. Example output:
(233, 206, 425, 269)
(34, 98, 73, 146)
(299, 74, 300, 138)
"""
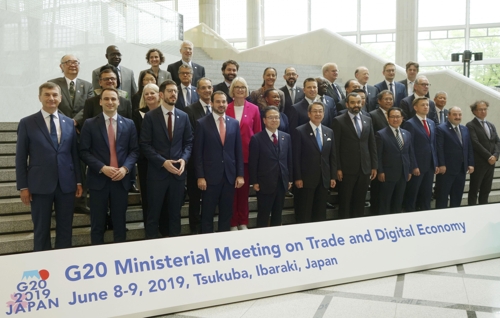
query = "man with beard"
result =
(293, 78, 336, 129)
(213, 60, 239, 104)
(280, 67, 305, 110)
(140, 79, 193, 238)
(333, 93, 377, 219)
(92, 45, 137, 101)
(194, 91, 244, 233)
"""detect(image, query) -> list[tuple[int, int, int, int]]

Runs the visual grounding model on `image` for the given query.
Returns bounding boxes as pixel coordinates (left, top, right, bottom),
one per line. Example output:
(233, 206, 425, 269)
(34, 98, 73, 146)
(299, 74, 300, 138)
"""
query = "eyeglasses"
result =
(285, 73, 297, 77)
(62, 60, 80, 66)
(310, 110, 324, 114)
(234, 86, 246, 90)
(417, 83, 431, 87)
(165, 89, 178, 94)
(388, 116, 402, 119)
(179, 72, 192, 76)
(265, 116, 280, 120)
(100, 77, 117, 82)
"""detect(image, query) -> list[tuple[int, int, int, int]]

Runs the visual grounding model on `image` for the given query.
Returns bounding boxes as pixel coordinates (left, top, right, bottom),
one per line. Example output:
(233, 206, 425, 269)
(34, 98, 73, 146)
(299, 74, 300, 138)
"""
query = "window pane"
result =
(177, 0, 199, 31)
(418, 38, 466, 62)
(342, 35, 357, 43)
(264, 0, 307, 36)
(360, 0, 395, 31)
(448, 29, 465, 38)
(361, 34, 376, 43)
(470, 28, 488, 37)
(419, 0, 465, 27)
(311, 0, 357, 32)
(361, 42, 395, 61)
(419, 31, 430, 40)
(431, 30, 447, 39)
(470, 36, 500, 59)
(470, 0, 499, 24)
(220, 0, 246, 39)
(377, 33, 393, 42)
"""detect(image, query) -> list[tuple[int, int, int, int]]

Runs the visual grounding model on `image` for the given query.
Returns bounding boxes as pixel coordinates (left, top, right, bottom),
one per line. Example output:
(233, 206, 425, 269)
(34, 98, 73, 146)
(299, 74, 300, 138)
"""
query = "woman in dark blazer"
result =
(132, 69, 157, 113)
(263, 88, 289, 133)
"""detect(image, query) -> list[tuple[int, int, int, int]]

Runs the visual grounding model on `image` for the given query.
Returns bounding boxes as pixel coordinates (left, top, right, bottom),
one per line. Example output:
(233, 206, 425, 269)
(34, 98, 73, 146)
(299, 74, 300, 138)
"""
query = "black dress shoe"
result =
(285, 191, 294, 197)
(326, 202, 335, 209)
(129, 184, 140, 193)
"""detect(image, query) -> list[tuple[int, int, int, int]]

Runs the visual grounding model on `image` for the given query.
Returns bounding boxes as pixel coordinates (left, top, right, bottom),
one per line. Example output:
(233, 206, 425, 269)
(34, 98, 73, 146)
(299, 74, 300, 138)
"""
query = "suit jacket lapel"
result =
(97, 114, 110, 149)
(116, 115, 124, 143)
(35, 111, 56, 150)
(154, 107, 170, 140)
(306, 123, 321, 153)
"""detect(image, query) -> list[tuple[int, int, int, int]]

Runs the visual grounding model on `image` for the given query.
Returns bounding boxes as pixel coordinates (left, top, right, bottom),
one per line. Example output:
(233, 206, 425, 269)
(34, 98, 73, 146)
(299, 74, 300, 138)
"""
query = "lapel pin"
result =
(363, 121, 366, 124)
(62, 120, 65, 123)
(177, 116, 179, 119)
(310, 133, 313, 136)
(281, 136, 284, 140)
(120, 121, 123, 124)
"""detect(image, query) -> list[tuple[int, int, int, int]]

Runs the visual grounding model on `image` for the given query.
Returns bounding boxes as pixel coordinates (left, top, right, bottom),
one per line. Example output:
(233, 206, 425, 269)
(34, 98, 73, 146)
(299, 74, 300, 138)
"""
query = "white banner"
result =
(2, 205, 500, 317)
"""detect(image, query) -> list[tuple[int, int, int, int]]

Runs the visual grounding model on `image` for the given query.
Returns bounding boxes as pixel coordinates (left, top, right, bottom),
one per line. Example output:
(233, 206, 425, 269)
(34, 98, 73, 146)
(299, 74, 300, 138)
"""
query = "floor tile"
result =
(464, 278, 500, 307)
(403, 273, 468, 304)
(320, 276, 397, 297)
(240, 293, 324, 318)
(172, 299, 256, 318)
(322, 297, 397, 318)
(476, 312, 500, 318)
(395, 303, 467, 318)
(463, 258, 500, 277)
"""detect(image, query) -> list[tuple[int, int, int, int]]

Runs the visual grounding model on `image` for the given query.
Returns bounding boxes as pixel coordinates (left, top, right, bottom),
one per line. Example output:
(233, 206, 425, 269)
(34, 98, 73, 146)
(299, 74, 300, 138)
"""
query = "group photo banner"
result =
(2, 204, 500, 317)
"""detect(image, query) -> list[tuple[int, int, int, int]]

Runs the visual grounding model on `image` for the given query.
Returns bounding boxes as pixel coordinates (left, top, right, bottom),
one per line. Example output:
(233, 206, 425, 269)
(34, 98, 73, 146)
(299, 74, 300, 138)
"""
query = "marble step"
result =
(0, 156, 15, 169)
(0, 132, 17, 142)
(0, 123, 18, 131)
(0, 144, 16, 155)
(0, 169, 16, 182)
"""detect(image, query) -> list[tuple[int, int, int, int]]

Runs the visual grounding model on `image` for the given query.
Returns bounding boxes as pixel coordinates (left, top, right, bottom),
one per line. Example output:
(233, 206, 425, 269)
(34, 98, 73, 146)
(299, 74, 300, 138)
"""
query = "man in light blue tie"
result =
(293, 101, 337, 223)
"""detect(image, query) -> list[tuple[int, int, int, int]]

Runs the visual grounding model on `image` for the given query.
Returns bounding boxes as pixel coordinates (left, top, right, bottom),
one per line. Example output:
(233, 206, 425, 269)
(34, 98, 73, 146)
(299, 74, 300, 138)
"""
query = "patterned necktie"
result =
(315, 127, 322, 151)
(332, 83, 340, 100)
(272, 133, 278, 146)
(49, 114, 58, 150)
(108, 118, 118, 168)
(205, 105, 211, 115)
(482, 121, 491, 139)
(69, 81, 75, 105)
(395, 128, 403, 150)
(354, 116, 362, 138)
(167, 112, 173, 141)
(422, 119, 430, 137)
(219, 116, 225, 145)
(389, 82, 394, 96)
(455, 126, 463, 144)
(185, 87, 191, 106)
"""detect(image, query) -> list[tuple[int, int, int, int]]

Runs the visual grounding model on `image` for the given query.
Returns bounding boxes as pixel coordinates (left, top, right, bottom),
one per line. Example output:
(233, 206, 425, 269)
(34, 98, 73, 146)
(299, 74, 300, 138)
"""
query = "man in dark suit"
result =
(167, 41, 206, 87)
(434, 91, 449, 124)
(333, 93, 377, 219)
(355, 66, 378, 112)
(16, 82, 83, 251)
(140, 80, 193, 238)
(79, 88, 139, 244)
(398, 61, 430, 98)
(376, 107, 416, 214)
(249, 106, 293, 227)
(400, 75, 438, 124)
(184, 78, 213, 234)
(194, 91, 244, 233)
(368, 90, 392, 214)
(293, 78, 336, 129)
(49, 54, 94, 130)
(83, 68, 132, 122)
(213, 60, 239, 104)
(374, 62, 407, 109)
(435, 106, 474, 208)
(322, 63, 345, 104)
(280, 67, 305, 110)
(175, 64, 199, 111)
(293, 102, 336, 223)
(402, 97, 439, 212)
(466, 100, 500, 205)
(370, 90, 392, 132)
(336, 79, 361, 112)
(92, 45, 137, 101)
(337, 89, 370, 117)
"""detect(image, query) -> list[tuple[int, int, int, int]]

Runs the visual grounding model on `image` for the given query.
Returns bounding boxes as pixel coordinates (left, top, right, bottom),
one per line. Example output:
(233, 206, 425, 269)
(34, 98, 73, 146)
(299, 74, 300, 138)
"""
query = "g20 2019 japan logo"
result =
(5, 269, 59, 315)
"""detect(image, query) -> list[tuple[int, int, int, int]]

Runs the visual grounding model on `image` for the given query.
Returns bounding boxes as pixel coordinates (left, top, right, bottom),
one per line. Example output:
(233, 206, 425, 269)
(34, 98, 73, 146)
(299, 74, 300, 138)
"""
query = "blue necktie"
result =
(316, 127, 322, 151)
(49, 114, 58, 150)
(354, 115, 361, 138)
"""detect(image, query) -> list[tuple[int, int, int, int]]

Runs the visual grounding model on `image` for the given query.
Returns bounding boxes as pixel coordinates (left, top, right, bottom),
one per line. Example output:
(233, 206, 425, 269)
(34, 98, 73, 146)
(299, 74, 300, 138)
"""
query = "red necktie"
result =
(219, 116, 225, 145)
(422, 119, 430, 137)
(167, 112, 173, 141)
(108, 118, 118, 168)
(272, 133, 278, 146)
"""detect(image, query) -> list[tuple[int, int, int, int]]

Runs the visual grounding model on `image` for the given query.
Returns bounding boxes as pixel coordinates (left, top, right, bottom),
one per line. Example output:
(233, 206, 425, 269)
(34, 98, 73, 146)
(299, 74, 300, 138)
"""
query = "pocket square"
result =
(327, 138, 331, 141)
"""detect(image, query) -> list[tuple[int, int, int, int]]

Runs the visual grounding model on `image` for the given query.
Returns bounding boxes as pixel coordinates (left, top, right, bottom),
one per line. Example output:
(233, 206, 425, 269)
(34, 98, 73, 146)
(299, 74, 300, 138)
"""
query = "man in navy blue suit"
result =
(249, 106, 293, 227)
(16, 82, 83, 251)
(402, 97, 439, 212)
(175, 64, 199, 111)
(293, 78, 336, 129)
(140, 80, 193, 238)
(80, 88, 139, 244)
(435, 107, 474, 208)
(167, 41, 206, 87)
(374, 63, 407, 109)
(376, 107, 416, 214)
(194, 91, 244, 233)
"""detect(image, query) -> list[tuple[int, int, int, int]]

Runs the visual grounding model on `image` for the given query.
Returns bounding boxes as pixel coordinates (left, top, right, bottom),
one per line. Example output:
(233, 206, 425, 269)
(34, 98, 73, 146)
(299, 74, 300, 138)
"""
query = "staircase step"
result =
(0, 123, 18, 132)
(0, 169, 16, 182)
(0, 143, 16, 155)
(0, 132, 17, 142)
(0, 156, 15, 168)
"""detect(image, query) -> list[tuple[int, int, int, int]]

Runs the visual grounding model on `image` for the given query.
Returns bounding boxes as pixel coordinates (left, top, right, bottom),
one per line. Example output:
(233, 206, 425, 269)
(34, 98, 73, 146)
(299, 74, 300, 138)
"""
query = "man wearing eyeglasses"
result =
(49, 54, 93, 131)
(167, 41, 206, 87)
(175, 64, 199, 111)
(400, 75, 438, 124)
(91, 45, 137, 102)
(376, 107, 416, 214)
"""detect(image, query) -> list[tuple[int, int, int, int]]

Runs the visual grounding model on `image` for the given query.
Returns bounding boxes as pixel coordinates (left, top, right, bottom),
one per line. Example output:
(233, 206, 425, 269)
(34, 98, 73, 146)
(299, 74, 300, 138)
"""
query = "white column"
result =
(247, 0, 263, 48)
(395, 0, 418, 65)
(199, 0, 219, 33)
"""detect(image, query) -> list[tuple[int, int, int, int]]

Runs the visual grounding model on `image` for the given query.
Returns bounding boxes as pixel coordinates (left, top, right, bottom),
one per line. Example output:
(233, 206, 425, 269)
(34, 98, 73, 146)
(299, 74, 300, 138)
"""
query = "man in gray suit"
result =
(49, 54, 93, 131)
(92, 45, 137, 101)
